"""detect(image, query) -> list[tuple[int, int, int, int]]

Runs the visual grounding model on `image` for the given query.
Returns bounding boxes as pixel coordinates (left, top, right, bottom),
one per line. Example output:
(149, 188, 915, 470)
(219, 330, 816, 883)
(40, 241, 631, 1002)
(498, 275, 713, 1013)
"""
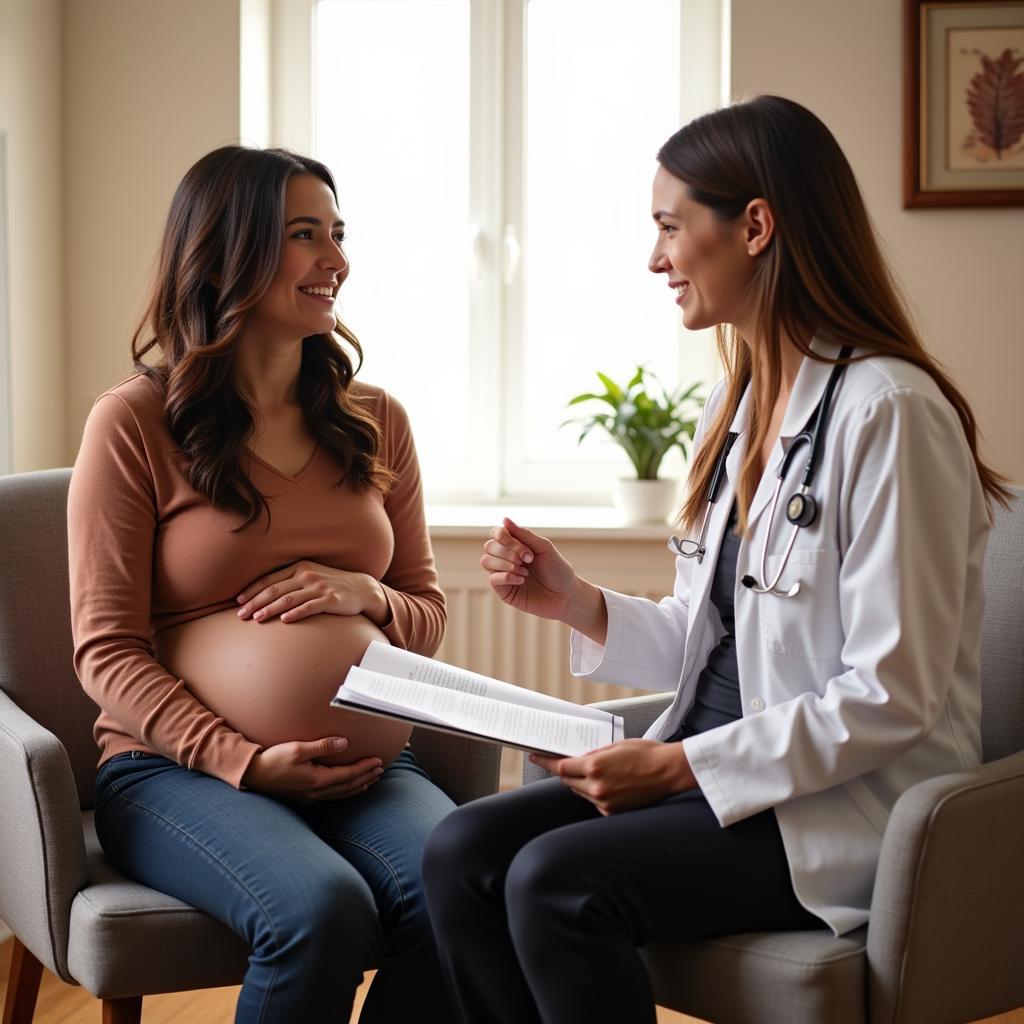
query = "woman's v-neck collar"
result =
(246, 442, 320, 483)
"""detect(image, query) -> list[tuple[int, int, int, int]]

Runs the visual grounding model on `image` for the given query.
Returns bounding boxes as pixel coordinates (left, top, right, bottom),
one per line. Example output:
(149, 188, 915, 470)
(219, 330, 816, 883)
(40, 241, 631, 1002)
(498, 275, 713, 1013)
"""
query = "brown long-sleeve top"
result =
(68, 372, 445, 789)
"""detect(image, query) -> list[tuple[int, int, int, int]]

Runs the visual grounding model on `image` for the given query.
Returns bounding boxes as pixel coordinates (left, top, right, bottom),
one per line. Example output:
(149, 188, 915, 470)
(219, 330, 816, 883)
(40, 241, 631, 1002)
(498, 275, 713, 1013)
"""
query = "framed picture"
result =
(903, 0, 1024, 207)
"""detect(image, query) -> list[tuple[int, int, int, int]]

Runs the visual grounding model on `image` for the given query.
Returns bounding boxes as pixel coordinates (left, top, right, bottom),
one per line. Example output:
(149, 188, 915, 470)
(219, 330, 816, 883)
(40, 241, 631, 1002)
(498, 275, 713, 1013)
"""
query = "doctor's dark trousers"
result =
(422, 773, 823, 1024)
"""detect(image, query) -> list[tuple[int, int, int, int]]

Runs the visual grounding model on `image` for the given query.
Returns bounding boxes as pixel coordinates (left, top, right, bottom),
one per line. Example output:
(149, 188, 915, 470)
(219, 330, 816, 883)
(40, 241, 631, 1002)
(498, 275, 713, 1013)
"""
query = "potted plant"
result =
(562, 366, 705, 524)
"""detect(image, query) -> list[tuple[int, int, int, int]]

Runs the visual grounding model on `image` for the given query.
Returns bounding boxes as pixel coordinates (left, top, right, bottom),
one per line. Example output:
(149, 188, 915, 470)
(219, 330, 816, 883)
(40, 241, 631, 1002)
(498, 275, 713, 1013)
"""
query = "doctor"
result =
(421, 95, 1009, 1024)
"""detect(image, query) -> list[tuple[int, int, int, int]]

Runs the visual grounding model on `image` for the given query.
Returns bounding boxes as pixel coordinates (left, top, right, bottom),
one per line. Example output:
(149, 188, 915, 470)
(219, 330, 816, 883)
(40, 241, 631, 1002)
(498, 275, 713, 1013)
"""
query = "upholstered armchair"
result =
(0, 468, 501, 1024)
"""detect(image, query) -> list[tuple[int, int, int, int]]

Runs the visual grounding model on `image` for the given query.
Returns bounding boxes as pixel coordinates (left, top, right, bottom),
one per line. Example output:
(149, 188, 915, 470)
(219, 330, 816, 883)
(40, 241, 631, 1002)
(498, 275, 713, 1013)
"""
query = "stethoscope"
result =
(668, 346, 853, 598)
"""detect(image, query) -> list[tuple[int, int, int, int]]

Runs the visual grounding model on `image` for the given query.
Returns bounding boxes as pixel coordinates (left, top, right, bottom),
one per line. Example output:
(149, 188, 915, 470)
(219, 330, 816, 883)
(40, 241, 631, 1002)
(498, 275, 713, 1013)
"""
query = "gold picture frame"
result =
(903, 0, 1024, 207)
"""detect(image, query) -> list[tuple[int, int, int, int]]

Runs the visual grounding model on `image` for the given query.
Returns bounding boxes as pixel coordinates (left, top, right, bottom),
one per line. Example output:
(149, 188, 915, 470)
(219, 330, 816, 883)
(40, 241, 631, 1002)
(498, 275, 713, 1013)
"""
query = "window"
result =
(262, 0, 725, 502)
(316, 0, 475, 497)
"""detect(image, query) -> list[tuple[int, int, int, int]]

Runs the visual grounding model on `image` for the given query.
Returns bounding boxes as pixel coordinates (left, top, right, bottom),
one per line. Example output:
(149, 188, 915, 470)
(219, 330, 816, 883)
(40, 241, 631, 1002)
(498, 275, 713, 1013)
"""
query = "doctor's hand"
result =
(482, 518, 608, 642)
(530, 739, 698, 816)
(236, 561, 388, 626)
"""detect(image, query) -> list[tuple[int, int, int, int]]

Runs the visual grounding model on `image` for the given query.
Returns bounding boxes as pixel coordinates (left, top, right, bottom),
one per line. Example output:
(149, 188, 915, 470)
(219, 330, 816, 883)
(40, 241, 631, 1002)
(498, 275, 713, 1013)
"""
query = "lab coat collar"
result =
(726, 338, 847, 440)
(727, 386, 752, 436)
(724, 338, 849, 528)
(778, 338, 849, 441)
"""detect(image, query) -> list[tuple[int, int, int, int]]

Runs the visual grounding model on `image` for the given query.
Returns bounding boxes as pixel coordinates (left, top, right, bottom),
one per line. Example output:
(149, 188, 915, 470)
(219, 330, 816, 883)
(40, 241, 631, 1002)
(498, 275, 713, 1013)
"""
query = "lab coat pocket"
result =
(760, 548, 844, 660)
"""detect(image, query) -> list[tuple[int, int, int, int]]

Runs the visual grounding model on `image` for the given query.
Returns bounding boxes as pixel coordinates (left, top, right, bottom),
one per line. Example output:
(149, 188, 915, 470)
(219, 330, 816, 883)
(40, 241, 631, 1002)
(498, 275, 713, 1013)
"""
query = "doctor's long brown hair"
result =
(661, 96, 1010, 535)
(131, 146, 393, 529)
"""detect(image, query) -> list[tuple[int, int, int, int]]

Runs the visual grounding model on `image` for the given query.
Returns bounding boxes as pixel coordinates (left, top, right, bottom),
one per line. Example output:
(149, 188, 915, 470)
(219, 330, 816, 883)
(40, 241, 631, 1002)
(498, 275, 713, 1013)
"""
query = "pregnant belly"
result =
(155, 609, 411, 767)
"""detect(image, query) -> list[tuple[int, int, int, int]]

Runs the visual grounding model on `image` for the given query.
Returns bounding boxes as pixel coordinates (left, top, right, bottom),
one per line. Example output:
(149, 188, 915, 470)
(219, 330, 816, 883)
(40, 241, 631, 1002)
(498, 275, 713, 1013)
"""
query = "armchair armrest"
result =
(867, 749, 1024, 1024)
(522, 692, 673, 786)
(591, 693, 674, 738)
(0, 689, 88, 980)
(410, 727, 501, 805)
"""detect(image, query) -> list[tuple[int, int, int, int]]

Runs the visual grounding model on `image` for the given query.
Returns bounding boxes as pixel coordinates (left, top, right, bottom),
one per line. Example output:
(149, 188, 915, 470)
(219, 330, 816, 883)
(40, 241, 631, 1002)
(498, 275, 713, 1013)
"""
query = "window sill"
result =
(425, 503, 676, 541)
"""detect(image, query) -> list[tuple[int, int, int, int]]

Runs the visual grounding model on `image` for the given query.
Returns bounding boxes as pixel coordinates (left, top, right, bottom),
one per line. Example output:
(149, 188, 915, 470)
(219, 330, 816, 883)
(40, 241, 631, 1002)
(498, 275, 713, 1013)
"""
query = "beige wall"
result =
(730, 0, 1024, 483)
(63, 0, 242, 460)
(0, 0, 64, 471)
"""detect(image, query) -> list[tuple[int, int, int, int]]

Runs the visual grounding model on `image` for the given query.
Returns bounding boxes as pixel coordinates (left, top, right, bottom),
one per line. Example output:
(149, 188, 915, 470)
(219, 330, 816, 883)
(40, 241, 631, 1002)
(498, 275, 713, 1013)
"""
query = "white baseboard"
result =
(0, 921, 11, 944)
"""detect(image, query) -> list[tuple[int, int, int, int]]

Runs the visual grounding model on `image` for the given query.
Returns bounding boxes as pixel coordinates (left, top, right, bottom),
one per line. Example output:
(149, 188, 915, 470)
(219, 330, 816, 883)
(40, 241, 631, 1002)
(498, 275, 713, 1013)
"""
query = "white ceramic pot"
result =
(613, 477, 680, 525)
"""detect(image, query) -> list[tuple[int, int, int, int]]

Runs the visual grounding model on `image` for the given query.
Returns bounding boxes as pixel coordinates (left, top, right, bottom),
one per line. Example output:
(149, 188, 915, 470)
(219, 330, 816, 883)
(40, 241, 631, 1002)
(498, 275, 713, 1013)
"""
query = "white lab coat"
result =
(571, 339, 988, 935)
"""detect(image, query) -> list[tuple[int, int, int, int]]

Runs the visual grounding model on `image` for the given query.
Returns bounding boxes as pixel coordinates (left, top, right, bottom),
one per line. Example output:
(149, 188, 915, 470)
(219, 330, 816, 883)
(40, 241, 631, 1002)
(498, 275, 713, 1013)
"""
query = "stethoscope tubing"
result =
(743, 482, 807, 596)
(670, 347, 853, 596)
(669, 432, 738, 563)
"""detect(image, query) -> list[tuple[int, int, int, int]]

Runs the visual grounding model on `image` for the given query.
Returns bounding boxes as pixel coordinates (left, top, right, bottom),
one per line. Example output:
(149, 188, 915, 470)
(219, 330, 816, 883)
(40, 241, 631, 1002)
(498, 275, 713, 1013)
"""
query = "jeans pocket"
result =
(94, 752, 172, 816)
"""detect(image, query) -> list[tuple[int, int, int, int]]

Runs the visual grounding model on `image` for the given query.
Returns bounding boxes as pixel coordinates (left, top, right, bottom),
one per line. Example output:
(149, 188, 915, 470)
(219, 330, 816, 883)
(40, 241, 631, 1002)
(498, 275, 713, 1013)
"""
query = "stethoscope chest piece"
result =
(786, 491, 817, 528)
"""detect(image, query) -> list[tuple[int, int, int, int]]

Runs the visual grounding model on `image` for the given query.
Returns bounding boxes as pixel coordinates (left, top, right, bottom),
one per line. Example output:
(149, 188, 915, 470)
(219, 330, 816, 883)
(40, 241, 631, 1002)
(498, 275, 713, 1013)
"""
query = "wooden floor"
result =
(0, 939, 701, 1023)
(3, 938, 1021, 1023)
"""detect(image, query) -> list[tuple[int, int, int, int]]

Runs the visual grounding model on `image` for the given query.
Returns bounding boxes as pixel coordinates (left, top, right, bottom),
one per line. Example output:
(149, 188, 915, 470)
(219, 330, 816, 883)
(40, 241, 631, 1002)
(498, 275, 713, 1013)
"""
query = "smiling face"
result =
(245, 172, 349, 343)
(648, 164, 764, 334)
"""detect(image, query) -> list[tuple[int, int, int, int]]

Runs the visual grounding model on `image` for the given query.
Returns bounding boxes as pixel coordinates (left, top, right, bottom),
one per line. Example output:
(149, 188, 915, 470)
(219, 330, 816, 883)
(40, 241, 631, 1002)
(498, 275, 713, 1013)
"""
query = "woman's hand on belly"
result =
(236, 560, 389, 626)
(242, 735, 385, 803)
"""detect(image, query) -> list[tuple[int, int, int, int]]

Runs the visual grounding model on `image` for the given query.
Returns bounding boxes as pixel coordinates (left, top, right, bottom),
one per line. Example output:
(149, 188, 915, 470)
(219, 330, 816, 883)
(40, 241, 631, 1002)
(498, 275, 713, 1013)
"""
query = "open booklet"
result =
(332, 642, 625, 757)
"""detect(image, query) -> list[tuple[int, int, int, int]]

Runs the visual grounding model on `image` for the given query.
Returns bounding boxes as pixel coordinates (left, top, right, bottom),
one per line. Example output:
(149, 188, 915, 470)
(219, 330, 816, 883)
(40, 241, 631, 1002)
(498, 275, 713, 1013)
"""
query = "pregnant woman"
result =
(68, 146, 456, 1023)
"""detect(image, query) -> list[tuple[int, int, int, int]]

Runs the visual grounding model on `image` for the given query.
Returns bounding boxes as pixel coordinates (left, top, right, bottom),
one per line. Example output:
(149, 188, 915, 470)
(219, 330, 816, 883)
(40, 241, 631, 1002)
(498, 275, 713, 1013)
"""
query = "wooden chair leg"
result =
(101, 996, 142, 1024)
(2, 938, 43, 1024)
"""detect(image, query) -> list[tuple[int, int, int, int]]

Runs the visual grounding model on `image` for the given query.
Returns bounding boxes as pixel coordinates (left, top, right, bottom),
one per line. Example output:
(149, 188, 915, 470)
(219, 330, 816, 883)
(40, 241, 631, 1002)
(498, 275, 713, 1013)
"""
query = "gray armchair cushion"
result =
(67, 813, 250, 997)
(642, 928, 867, 1024)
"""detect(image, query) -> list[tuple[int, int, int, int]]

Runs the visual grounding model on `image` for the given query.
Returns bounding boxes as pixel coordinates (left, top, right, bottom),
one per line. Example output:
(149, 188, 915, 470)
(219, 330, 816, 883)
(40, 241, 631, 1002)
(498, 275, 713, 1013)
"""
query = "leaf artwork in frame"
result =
(949, 26, 1024, 171)
(964, 47, 1024, 160)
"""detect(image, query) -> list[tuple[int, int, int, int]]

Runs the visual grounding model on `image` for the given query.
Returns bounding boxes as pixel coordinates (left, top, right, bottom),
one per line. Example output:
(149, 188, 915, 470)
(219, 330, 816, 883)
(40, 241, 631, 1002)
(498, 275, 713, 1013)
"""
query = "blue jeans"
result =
(95, 748, 456, 1023)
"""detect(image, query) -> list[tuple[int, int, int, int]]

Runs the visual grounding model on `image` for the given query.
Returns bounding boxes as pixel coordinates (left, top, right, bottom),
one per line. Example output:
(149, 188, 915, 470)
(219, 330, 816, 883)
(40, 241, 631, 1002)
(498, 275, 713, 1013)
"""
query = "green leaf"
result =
(565, 391, 603, 406)
(595, 371, 624, 403)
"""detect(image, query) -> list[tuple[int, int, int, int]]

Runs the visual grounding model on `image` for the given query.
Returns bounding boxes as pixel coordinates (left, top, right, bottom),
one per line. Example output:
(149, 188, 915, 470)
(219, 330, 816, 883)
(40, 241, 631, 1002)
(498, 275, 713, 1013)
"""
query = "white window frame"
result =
(255, 0, 727, 503)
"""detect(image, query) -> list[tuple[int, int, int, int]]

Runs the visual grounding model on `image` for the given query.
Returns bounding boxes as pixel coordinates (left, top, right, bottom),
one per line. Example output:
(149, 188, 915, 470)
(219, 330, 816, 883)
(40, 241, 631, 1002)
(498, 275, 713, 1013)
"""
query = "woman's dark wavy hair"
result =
(132, 145, 394, 529)
(657, 95, 1010, 534)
